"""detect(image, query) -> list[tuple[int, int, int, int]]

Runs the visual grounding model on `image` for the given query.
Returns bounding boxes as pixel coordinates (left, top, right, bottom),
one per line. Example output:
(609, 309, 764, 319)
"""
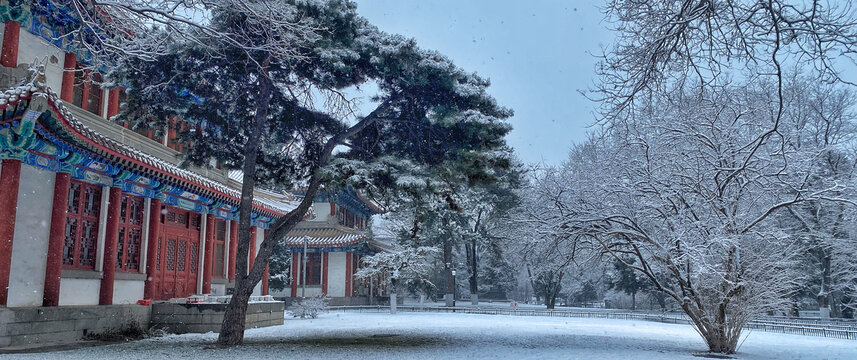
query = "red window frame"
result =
(86, 72, 103, 115)
(63, 180, 102, 270)
(116, 194, 144, 272)
(213, 219, 227, 278)
(303, 253, 321, 285)
(71, 68, 104, 116)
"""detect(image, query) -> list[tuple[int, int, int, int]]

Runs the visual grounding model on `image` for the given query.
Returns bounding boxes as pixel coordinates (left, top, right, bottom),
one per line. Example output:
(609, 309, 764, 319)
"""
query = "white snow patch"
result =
(5, 312, 855, 359)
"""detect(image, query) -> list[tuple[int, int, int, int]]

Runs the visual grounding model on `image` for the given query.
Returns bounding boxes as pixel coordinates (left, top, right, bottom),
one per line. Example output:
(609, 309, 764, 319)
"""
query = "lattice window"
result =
(166, 208, 193, 228)
(64, 180, 102, 270)
(156, 237, 162, 270)
(130, 198, 144, 225)
(62, 218, 77, 266)
(116, 194, 144, 272)
(166, 238, 176, 271)
(67, 182, 80, 213)
(190, 242, 198, 274)
(79, 220, 98, 268)
(177, 241, 186, 272)
(190, 214, 200, 230)
(126, 229, 141, 270)
(116, 227, 125, 269)
(83, 186, 100, 217)
(214, 219, 226, 278)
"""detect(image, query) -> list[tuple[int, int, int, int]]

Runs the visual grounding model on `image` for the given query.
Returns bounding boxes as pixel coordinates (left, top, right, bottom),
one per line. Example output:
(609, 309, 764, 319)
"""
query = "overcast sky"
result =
(352, 0, 614, 166)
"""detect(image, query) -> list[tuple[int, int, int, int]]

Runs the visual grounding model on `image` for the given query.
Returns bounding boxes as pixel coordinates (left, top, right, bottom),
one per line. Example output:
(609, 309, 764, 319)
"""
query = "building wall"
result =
(58, 278, 100, 306)
(298, 286, 323, 298)
(7, 165, 54, 307)
(311, 202, 331, 222)
(113, 280, 144, 305)
(327, 252, 346, 297)
(17, 30, 65, 92)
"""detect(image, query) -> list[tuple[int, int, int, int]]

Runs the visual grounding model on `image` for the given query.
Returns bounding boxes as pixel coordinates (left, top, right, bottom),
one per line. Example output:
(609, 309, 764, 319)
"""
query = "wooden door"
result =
(153, 206, 202, 300)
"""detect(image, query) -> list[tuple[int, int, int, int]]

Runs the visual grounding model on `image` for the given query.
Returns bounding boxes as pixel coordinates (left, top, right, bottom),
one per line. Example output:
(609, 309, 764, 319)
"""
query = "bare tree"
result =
(525, 78, 857, 353)
(596, 0, 857, 120)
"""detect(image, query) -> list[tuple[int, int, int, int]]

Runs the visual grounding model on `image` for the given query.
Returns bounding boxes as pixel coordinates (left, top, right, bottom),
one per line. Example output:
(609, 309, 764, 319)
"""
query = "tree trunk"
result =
(216, 91, 394, 346)
(819, 254, 831, 317)
(631, 291, 636, 311)
(546, 282, 556, 309)
(390, 277, 398, 314)
(467, 211, 481, 305)
(466, 239, 478, 305)
(217, 74, 273, 346)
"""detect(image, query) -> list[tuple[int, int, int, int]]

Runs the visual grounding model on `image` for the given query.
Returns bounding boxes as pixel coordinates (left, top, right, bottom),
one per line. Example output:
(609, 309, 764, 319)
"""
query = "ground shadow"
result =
(243, 333, 447, 348)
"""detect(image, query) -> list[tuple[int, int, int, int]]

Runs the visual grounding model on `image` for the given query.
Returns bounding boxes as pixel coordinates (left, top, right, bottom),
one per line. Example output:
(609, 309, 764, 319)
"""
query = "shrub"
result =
(289, 296, 329, 319)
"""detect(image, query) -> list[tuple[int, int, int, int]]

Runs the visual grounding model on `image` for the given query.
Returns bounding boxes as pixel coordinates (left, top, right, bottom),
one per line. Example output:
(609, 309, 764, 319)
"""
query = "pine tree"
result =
(115, 0, 512, 345)
(606, 257, 648, 311)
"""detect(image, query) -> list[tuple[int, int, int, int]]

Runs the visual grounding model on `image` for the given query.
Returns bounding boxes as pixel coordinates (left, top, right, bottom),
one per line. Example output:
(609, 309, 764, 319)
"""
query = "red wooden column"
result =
(248, 226, 257, 272)
(345, 252, 352, 297)
(290, 253, 299, 297)
(60, 53, 76, 102)
(1, 20, 20, 68)
(261, 229, 269, 295)
(42, 172, 70, 306)
(99, 187, 122, 305)
(0, 159, 21, 305)
(143, 198, 162, 299)
(106, 88, 120, 119)
(202, 213, 215, 293)
(321, 252, 329, 295)
(228, 220, 238, 280)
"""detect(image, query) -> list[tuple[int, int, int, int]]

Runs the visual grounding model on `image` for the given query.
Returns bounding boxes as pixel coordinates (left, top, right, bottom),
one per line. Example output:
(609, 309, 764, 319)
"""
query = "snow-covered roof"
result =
(282, 227, 368, 248)
(1, 66, 291, 216)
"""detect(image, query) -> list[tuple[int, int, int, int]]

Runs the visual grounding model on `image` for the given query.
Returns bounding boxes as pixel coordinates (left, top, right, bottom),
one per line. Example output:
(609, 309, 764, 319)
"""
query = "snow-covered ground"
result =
(6, 312, 855, 359)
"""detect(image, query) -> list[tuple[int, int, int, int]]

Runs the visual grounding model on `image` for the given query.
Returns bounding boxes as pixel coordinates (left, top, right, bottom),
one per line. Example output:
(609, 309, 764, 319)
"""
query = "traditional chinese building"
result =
(0, 2, 294, 310)
(283, 189, 390, 305)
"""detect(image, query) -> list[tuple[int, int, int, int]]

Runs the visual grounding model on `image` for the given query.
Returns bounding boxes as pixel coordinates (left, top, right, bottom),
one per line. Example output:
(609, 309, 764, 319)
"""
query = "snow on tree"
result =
(267, 237, 291, 293)
(595, 0, 857, 121)
(115, 0, 512, 345)
(50, 0, 317, 67)
(502, 167, 583, 309)
(333, 154, 519, 306)
(516, 77, 857, 353)
(354, 246, 439, 313)
(776, 82, 857, 317)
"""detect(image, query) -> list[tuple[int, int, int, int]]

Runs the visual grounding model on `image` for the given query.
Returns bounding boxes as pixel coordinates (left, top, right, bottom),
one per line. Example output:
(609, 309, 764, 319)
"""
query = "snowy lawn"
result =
(5, 312, 855, 359)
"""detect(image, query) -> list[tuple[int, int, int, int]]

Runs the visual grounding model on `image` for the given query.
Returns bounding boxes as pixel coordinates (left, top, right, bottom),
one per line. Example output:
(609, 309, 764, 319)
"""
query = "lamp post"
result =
(451, 269, 456, 307)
